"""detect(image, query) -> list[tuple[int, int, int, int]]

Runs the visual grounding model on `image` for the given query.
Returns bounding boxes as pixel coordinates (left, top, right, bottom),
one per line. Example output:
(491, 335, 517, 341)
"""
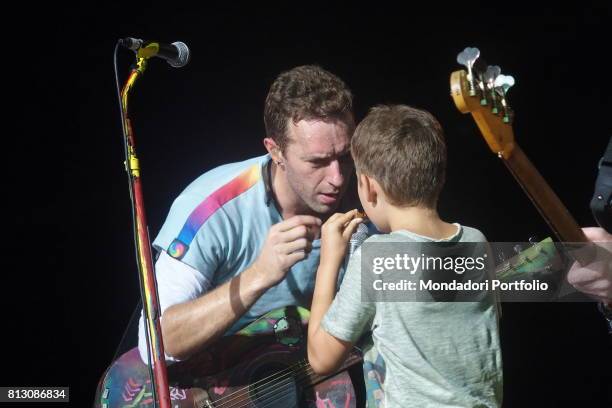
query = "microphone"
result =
(337, 223, 369, 287)
(119, 37, 190, 68)
(349, 223, 370, 257)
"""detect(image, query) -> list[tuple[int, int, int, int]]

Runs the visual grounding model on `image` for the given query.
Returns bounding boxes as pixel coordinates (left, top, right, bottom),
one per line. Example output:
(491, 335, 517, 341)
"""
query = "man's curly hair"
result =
(264, 65, 353, 151)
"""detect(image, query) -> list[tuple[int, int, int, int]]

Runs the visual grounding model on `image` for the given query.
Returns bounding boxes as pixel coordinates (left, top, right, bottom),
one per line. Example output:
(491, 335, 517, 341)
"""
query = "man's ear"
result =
(263, 137, 284, 164)
(359, 173, 378, 205)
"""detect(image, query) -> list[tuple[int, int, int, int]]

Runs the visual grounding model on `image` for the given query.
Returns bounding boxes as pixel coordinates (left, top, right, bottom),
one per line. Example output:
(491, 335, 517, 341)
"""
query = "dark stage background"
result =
(10, 4, 611, 407)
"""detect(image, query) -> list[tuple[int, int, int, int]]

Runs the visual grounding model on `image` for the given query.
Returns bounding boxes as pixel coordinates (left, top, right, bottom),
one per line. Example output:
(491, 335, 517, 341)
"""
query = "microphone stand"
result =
(119, 55, 172, 408)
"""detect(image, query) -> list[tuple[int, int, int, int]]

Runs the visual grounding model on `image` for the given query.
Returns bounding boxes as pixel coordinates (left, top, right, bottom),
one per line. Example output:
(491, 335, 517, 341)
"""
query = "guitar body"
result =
(94, 306, 361, 407)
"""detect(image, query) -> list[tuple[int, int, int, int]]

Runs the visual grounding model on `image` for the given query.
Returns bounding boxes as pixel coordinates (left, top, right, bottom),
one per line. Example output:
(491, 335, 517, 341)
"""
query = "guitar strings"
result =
(219, 365, 319, 408)
(240, 364, 345, 408)
(211, 350, 359, 407)
(215, 373, 305, 408)
(213, 362, 318, 408)
(212, 358, 310, 407)
(253, 366, 328, 408)
(237, 377, 297, 408)
(213, 350, 359, 407)
(210, 358, 306, 405)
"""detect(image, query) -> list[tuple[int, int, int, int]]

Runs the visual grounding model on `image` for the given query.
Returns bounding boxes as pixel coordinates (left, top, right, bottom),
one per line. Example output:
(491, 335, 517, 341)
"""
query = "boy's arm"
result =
(307, 210, 363, 375)
(308, 261, 354, 375)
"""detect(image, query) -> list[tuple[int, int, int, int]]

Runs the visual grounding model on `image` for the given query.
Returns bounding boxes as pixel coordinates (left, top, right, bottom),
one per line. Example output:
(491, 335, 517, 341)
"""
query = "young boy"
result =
(307, 105, 502, 407)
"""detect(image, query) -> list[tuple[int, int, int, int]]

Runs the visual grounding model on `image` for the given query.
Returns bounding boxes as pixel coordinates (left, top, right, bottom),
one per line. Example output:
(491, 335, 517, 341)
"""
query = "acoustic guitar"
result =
(94, 306, 362, 408)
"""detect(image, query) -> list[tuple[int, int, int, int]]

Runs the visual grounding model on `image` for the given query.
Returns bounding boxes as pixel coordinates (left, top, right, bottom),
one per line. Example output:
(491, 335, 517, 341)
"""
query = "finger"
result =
(567, 261, 609, 285)
(590, 279, 612, 296)
(286, 250, 308, 266)
(276, 215, 322, 232)
(329, 209, 359, 229)
(567, 280, 611, 301)
(342, 217, 364, 241)
(582, 227, 612, 242)
(344, 208, 361, 220)
(280, 238, 313, 255)
(280, 224, 317, 243)
(567, 261, 612, 301)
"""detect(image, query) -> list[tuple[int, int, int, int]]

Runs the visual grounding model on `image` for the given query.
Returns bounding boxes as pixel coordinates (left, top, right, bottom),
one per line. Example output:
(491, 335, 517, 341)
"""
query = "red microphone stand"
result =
(119, 55, 172, 408)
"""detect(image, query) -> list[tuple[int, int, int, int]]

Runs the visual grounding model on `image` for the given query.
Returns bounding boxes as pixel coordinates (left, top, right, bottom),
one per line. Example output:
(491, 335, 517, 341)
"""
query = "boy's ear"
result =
(360, 174, 378, 205)
(263, 137, 284, 164)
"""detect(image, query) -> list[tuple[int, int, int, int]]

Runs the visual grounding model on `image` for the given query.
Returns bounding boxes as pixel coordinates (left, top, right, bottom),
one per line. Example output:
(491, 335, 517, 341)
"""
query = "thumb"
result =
(342, 217, 364, 241)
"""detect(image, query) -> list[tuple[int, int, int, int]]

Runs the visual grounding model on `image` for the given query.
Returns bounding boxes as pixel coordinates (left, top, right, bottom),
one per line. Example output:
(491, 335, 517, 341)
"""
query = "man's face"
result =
(281, 118, 354, 215)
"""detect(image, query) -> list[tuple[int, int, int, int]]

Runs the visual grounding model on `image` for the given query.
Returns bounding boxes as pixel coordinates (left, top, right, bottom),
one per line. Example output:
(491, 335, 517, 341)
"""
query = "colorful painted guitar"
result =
(94, 306, 362, 408)
(451, 48, 592, 267)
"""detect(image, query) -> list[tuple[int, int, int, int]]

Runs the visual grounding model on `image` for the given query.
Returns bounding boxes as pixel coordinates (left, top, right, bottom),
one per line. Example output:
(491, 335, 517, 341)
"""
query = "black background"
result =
(8, 3, 611, 407)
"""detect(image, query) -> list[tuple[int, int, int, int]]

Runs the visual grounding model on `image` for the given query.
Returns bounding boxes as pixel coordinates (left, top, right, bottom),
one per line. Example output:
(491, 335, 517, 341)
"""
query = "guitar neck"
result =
(503, 145, 584, 242)
(450, 55, 594, 267)
(502, 145, 592, 265)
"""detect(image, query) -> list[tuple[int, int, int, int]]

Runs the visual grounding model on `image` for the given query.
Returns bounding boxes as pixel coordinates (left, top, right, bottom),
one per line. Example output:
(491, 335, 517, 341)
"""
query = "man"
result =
(568, 228, 612, 302)
(568, 227, 612, 332)
(138, 65, 356, 362)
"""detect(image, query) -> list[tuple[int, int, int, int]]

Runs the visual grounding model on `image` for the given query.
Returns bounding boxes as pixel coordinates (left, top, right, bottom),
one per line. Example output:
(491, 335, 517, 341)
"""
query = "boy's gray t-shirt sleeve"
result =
(321, 247, 375, 343)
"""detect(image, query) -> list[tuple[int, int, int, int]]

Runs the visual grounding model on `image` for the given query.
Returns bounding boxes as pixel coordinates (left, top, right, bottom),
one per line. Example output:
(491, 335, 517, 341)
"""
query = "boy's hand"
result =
(320, 209, 364, 267)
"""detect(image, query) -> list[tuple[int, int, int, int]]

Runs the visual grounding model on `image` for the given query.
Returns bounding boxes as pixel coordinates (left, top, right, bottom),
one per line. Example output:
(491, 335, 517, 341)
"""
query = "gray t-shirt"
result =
(322, 224, 503, 408)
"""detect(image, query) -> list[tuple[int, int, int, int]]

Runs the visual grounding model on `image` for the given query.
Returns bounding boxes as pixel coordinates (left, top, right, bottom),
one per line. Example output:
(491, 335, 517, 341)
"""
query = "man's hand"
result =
(161, 215, 321, 360)
(567, 227, 612, 302)
(320, 209, 364, 268)
(251, 215, 322, 288)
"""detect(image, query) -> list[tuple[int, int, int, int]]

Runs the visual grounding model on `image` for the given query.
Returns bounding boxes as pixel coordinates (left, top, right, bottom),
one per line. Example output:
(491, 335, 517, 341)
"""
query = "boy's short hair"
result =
(351, 104, 447, 207)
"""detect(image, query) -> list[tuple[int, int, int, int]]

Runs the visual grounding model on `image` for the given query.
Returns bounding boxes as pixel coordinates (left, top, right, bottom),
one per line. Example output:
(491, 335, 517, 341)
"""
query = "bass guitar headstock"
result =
(451, 47, 516, 159)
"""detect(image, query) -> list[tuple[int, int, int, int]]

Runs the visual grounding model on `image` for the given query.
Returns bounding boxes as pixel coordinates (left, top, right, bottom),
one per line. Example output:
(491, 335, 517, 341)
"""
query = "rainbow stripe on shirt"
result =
(167, 164, 261, 259)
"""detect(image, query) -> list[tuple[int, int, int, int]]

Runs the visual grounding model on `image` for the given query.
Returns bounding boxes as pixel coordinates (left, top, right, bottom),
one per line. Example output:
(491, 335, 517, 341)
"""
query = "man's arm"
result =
(161, 262, 269, 360)
(161, 215, 322, 361)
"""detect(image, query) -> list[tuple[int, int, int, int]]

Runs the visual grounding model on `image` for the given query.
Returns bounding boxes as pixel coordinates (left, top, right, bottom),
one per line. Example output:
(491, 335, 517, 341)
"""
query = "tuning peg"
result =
(494, 74, 515, 94)
(478, 80, 489, 106)
(457, 47, 481, 96)
(493, 74, 515, 123)
(484, 65, 501, 84)
(503, 107, 515, 124)
(483, 66, 502, 112)
(457, 47, 480, 68)
(469, 60, 492, 106)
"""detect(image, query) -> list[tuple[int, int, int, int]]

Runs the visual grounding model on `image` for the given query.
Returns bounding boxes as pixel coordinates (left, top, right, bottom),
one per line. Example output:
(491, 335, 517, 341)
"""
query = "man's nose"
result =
(326, 160, 344, 188)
